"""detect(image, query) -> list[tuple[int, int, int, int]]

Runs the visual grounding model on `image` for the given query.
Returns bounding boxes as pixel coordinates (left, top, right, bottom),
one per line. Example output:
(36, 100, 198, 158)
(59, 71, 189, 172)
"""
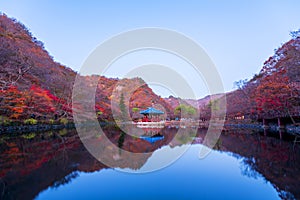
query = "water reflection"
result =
(0, 126, 299, 199)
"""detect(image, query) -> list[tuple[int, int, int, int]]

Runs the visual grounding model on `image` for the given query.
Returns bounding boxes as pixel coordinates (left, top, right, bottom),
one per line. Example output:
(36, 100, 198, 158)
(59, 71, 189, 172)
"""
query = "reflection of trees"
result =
(174, 128, 197, 145)
(54, 129, 69, 168)
(51, 171, 79, 189)
(0, 129, 110, 199)
(240, 157, 260, 179)
(1, 127, 299, 199)
(278, 190, 295, 200)
(118, 132, 125, 149)
(214, 130, 300, 199)
(202, 128, 222, 151)
(80, 125, 164, 170)
(212, 138, 222, 151)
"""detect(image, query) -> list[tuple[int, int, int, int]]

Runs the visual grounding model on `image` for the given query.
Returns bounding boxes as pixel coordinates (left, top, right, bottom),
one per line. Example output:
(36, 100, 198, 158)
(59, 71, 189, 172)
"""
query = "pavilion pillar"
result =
(263, 118, 267, 136)
(277, 117, 283, 128)
(278, 117, 283, 140)
(263, 118, 267, 128)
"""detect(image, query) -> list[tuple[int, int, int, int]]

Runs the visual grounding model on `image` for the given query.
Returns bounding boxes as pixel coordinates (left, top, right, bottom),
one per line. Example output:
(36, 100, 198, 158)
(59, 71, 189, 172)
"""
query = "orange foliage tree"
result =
(23, 85, 57, 118)
(0, 85, 25, 119)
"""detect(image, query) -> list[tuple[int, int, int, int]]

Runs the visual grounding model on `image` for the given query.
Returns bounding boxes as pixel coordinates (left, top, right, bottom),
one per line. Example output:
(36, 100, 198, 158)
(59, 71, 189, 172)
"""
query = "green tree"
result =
(208, 100, 220, 111)
(132, 107, 139, 113)
(174, 104, 197, 118)
(119, 93, 127, 120)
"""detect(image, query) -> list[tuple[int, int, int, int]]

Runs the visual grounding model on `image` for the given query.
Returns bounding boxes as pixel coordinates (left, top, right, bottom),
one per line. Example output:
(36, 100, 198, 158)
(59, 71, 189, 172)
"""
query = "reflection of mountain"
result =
(0, 127, 299, 199)
(0, 126, 179, 199)
(199, 130, 300, 199)
(0, 130, 107, 200)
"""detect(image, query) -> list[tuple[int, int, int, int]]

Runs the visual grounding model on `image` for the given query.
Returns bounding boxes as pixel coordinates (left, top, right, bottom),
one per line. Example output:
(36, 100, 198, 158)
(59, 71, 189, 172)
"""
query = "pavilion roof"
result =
(140, 107, 164, 115)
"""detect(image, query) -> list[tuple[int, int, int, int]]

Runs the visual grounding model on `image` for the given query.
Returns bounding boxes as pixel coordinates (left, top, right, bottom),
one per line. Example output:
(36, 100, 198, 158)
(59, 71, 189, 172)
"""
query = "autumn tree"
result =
(0, 33, 33, 89)
(0, 86, 25, 119)
(226, 31, 300, 122)
(23, 85, 57, 118)
(249, 33, 300, 120)
(290, 29, 300, 39)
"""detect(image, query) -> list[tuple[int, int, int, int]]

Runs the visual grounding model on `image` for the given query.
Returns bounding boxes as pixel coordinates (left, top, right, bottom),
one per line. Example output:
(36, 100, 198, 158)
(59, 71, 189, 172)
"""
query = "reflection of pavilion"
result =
(139, 127, 164, 144)
(140, 127, 161, 136)
(140, 134, 164, 144)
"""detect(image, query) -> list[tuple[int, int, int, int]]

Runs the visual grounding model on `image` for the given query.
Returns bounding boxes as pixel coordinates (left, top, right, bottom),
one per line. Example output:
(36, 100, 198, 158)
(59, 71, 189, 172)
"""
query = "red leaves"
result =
(25, 85, 57, 116)
(253, 70, 292, 117)
(0, 85, 61, 119)
(30, 85, 59, 102)
(0, 85, 26, 119)
(95, 104, 105, 113)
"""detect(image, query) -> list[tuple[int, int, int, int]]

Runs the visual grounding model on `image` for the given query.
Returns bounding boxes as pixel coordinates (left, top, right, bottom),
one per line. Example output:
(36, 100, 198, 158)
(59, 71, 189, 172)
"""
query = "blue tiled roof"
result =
(140, 107, 164, 115)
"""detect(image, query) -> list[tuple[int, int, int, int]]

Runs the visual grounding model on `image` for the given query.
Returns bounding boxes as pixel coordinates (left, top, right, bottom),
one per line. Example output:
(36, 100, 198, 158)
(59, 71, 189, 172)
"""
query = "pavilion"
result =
(139, 107, 164, 122)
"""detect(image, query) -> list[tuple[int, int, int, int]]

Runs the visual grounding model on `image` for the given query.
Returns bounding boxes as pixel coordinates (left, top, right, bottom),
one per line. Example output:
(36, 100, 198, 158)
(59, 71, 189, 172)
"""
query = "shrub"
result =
(22, 133, 36, 139)
(59, 129, 67, 136)
(4, 120, 12, 126)
(24, 118, 38, 125)
(59, 118, 68, 125)
(0, 116, 11, 126)
(132, 107, 139, 113)
(47, 131, 53, 137)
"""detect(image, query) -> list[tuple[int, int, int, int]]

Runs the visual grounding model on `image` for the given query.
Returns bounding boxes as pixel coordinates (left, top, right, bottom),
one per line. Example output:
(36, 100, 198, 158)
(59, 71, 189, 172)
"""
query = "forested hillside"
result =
(205, 32, 300, 123)
(0, 14, 172, 123)
(1, 13, 299, 125)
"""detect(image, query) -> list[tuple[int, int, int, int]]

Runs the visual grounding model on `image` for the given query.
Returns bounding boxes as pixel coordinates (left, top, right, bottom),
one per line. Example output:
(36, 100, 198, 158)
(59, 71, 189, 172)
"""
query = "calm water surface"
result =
(0, 126, 299, 200)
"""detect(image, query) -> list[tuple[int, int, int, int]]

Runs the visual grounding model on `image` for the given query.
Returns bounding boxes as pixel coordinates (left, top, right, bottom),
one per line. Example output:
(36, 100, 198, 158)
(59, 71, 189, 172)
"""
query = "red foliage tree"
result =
(0, 85, 25, 119)
(253, 70, 292, 118)
(23, 85, 57, 118)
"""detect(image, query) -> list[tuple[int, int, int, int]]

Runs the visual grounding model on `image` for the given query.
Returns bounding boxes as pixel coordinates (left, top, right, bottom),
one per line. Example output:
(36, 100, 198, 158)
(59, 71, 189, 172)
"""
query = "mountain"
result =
(82, 75, 174, 120)
(206, 32, 300, 121)
(173, 31, 300, 122)
(1, 13, 299, 124)
(0, 14, 76, 120)
(0, 14, 76, 95)
(165, 93, 224, 110)
(0, 14, 173, 122)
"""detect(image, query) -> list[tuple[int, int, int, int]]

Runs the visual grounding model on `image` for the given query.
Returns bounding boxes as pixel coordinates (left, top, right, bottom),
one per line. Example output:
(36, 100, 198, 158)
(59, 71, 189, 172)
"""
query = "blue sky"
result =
(1, 0, 300, 98)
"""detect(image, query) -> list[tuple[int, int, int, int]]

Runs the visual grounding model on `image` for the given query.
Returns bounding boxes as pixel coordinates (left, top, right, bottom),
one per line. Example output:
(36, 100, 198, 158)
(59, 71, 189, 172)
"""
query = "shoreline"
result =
(224, 123, 300, 135)
(1, 120, 299, 136)
(0, 123, 75, 134)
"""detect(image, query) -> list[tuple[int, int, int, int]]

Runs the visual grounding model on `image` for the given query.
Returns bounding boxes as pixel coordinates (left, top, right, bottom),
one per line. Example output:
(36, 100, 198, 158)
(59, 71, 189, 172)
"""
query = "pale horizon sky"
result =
(1, 0, 300, 98)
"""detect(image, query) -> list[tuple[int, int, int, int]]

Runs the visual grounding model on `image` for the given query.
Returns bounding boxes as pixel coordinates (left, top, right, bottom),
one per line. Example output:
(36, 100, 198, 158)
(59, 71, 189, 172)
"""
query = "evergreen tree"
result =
(119, 93, 127, 120)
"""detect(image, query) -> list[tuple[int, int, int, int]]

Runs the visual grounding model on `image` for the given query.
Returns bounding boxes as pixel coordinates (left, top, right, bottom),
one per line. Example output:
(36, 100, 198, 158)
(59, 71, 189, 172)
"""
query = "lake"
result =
(0, 125, 299, 200)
